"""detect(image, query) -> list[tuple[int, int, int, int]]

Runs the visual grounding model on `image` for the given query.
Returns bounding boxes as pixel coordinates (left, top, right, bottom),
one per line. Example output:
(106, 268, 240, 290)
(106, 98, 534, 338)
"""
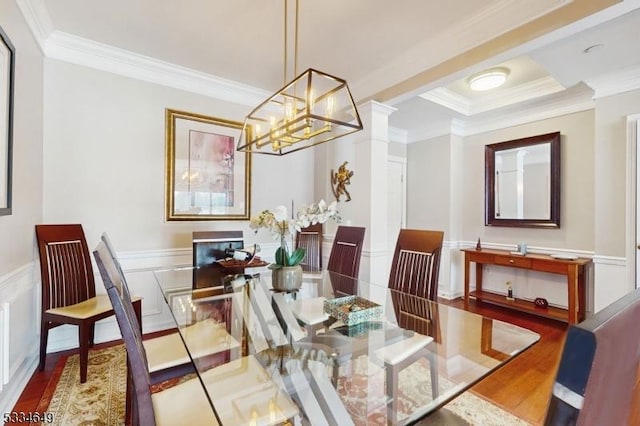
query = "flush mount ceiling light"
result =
(237, 0, 362, 156)
(468, 67, 510, 91)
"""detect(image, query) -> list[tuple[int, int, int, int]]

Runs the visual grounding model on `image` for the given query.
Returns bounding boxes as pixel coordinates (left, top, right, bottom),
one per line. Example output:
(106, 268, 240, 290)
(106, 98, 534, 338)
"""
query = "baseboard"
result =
(0, 354, 38, 415)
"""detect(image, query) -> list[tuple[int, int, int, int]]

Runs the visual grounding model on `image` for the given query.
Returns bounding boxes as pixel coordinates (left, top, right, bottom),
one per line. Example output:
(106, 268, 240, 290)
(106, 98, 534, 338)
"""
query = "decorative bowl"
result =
(323, 295, 382, 326)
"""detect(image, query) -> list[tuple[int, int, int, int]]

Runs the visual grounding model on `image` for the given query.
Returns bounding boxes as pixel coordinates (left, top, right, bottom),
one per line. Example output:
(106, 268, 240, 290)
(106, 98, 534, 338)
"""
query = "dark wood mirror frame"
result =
(485, 131, 561, 228)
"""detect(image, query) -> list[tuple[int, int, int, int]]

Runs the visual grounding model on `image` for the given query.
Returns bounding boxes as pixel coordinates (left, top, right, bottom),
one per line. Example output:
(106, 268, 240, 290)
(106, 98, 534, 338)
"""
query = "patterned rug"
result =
(336, 356, 529, 425)
(34, 345, 529, 425)
(35, 345, 127, 426)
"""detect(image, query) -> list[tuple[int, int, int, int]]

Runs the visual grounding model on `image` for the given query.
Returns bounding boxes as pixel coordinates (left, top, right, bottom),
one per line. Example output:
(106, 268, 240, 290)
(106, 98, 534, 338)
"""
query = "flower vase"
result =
(272, 265, 303, 292)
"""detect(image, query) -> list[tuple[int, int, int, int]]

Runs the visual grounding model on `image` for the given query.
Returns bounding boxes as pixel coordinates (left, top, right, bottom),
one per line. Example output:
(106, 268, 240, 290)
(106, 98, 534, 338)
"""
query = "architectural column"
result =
(350, 101, 397, 285)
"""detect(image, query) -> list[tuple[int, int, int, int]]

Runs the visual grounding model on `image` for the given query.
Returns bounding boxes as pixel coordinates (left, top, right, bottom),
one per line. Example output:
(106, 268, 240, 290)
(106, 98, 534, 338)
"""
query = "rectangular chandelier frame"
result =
(237, 68, 363, 156)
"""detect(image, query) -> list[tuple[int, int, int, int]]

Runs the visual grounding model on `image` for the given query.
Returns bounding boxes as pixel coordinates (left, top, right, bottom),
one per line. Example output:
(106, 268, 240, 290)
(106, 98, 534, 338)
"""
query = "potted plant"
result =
(250, 200, 339, 290)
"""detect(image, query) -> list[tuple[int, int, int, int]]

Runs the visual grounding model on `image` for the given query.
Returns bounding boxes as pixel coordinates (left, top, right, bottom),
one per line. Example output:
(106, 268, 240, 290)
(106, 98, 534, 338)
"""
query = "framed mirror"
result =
(485, 132, 560, 228)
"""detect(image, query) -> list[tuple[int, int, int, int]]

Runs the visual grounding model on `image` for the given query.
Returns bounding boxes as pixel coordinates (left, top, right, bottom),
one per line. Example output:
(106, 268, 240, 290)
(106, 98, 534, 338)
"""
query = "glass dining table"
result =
(153, 267, 539, 425)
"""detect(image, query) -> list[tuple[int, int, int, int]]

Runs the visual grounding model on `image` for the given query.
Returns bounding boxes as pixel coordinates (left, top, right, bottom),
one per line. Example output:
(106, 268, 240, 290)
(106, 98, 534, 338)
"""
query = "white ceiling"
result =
(20, 0, 640, 141)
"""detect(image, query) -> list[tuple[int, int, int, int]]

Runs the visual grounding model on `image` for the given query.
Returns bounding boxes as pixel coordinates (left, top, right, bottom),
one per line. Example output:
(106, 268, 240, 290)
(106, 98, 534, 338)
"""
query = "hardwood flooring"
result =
(11, 300, 567, 425)
(446, 298, 567, 425)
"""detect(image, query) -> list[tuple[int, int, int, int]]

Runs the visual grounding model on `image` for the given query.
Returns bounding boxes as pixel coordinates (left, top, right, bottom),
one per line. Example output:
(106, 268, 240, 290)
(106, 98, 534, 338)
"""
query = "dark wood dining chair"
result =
(383, 229, 444, 423)
(327, 226, 365, 278)
(94, 242, 219, 426)
(388, 229, 444, 300)
(100, 233, 239, 381)
(326, 226, 366, 297)
(35, 224, 141, 383)
(295, 223, 323, 272)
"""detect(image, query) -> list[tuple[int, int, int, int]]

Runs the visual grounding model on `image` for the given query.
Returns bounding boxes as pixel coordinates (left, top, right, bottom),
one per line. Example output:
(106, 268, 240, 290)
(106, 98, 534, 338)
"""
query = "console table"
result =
(462, 248, 592, 324)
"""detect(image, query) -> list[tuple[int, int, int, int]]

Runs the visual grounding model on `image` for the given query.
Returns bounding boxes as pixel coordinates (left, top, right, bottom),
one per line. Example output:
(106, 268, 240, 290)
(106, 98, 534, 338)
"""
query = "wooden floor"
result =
(11, 299, 567, 425)
(448, 298, 568, 425)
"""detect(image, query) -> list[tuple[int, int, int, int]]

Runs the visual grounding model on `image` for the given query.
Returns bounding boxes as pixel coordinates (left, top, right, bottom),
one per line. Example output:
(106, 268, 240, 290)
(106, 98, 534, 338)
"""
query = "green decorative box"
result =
(323, 296, 382, 326)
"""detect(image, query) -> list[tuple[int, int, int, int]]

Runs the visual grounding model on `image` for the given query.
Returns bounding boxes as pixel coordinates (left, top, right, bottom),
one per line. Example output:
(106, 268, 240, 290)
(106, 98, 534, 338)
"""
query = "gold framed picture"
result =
(165, 109, 251, 221)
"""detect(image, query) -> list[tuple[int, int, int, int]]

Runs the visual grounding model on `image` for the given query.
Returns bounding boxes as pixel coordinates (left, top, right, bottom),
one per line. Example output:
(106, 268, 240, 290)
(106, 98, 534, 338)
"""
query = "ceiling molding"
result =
(420, 76, 566, 116)
(17, 0, 269, 107)
(450, 119, 466, 136)
(407, 87, 594, 142)
(586, 65, 640, 99)
(388, 127, 408, 145)
(419, 89, 471, 115)
(44, 31, 270, 107)
(15, 0, 52, 53)
(462, 98, 595, 136)
(406, 122, 458, 144)
(470, 76, 566, 114)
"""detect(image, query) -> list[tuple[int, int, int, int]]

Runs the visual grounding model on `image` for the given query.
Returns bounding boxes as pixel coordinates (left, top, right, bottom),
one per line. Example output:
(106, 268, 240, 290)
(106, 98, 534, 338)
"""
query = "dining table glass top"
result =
(153, 267, 539, 425)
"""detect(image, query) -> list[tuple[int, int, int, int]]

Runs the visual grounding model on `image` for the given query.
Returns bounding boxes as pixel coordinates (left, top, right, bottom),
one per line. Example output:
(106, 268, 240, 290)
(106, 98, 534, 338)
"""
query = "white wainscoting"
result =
(0, 263, 40, 414)
(592, 255, 629, 313)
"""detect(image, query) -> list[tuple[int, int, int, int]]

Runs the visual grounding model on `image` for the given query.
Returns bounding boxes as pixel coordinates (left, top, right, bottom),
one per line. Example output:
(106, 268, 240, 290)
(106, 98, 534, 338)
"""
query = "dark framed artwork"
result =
(0, 25, 14, 216)
(165, 109, 251, 221)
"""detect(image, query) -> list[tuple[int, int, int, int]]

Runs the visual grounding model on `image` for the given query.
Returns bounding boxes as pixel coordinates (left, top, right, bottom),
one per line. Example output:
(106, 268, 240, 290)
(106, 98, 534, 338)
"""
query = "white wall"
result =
(593, 88, 640, 311)
(43, 59, 316, 252)
(0, 0, 44, 413)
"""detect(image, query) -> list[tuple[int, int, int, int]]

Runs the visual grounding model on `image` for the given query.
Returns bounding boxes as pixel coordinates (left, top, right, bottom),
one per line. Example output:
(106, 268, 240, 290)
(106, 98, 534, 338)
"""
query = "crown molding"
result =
(17, 0, 270, 107)
(388, 127, 408, 144)
(407, 86, 594, 142)
(15, 0, 52, 53)
(586, 65, 640, 99)
(463, 88, 594, 135)
(420, 89, 471, 115)
(471, 76, 566, 114)
(43, 31, 270, 107)
(420, 75, 566, 117)
(407, 121, 459, 143)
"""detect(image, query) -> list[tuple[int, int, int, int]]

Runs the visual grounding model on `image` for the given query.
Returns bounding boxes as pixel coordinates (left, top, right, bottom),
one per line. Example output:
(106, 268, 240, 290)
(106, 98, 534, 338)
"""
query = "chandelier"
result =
(237, 0, 362, 156)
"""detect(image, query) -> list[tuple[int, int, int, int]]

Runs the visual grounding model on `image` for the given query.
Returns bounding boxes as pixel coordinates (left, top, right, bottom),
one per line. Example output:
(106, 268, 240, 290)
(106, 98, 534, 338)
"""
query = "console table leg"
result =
(567, 266, 579, 324)
(464, 259, 470, 309)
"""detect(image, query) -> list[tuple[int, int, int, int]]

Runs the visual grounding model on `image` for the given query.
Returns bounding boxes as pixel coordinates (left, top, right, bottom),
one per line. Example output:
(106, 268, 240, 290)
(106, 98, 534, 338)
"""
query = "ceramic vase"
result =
(272, 265, 303, 291)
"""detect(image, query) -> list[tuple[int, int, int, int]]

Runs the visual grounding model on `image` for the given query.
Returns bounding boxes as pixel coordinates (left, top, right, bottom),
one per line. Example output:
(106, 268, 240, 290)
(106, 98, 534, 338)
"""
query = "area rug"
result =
(34, 345, 127, 426)
(35, 345, 529, 425)
(336, 356, 529, 426)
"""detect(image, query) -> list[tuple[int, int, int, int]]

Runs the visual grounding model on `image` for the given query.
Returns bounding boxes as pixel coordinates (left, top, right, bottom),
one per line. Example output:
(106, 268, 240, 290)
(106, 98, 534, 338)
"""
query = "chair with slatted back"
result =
(290, 227, 365, 335)
(94, 241, 220, 426)
(295, 223, 323, 272)
(100, 233, 239, 382)
(383, 229, 444, 423)
(35, 224, 141, 383)
(388, 229, 444, 300)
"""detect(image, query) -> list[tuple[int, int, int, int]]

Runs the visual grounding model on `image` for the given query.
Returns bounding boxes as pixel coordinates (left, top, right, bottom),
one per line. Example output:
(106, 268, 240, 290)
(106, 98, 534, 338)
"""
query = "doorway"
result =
(387, 156, 407, 253)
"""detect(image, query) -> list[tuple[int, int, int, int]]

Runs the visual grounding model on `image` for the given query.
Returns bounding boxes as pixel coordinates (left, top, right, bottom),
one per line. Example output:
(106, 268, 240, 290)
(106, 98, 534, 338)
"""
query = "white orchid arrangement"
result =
(249, 200, 339, 268)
